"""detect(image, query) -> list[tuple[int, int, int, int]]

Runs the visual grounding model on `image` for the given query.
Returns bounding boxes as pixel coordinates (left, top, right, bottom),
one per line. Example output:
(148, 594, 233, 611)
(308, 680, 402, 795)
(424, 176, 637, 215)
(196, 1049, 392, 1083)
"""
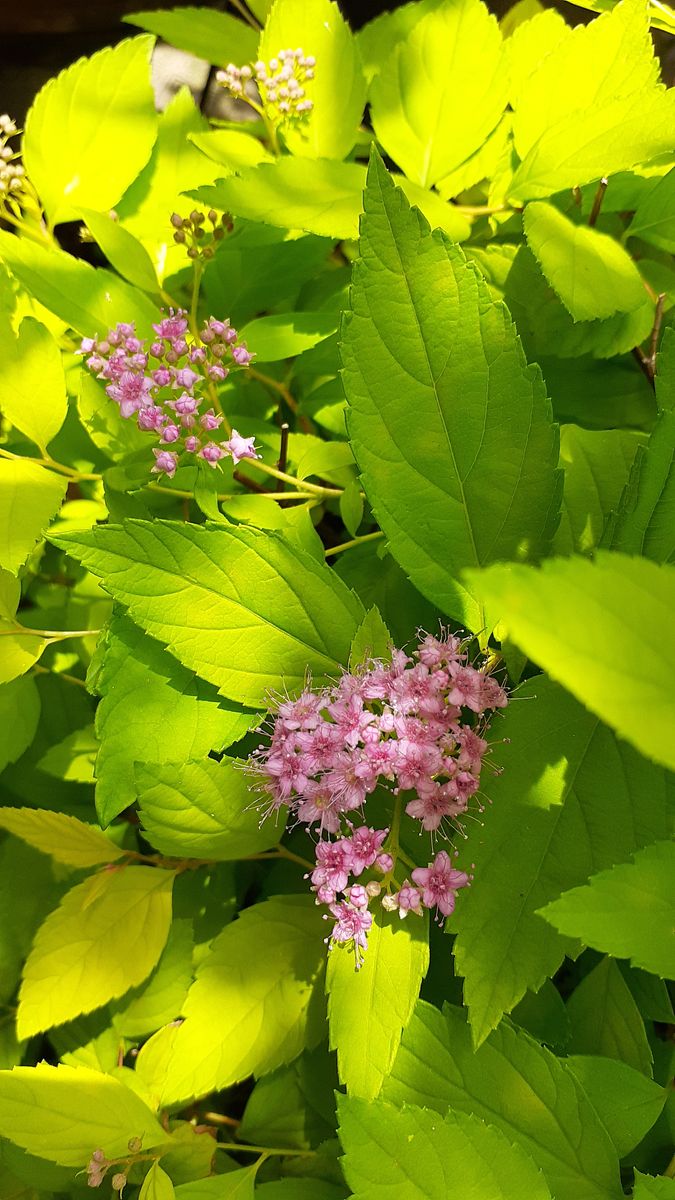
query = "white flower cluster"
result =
(0, 115, 25, 199)
(216, 48, 315, 123)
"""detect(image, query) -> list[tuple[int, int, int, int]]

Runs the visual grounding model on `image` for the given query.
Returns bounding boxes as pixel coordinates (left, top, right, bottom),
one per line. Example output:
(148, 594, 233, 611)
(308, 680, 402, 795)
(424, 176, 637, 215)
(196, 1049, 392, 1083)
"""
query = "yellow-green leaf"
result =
(0, 459, 68, 575)
(0, 318, 67, 448)
(140, 1162, 176, 1200)
(0, 808, 124, 870)
(17, 866, 175, 1038)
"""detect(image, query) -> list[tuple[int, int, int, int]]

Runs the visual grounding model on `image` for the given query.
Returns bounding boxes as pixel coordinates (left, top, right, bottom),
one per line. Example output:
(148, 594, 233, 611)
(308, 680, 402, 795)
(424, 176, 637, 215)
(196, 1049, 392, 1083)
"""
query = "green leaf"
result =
(339, 480, 364, 539)
(610, 409, 675, 563)
(175, 1168, 257, 1198)
(348, 606, 391, 670)
(509, 0, 675, 199)
(125, 6, 258, 62)
(0, 458, 67, 574)
(633, 1171, 675, 1198)
(469, 552, 675, 771)
(53, 521, 365, 707)
(93, 616, 254, 825)
(539, 841, 675, 978)
(255, 1184, 345, 1200)
(240, 312, 337, 363)
(140, 1162, 176, 1200)
(239, 1045, 337, 1151)
(555, 426, 644, 555)
(341, 152, 560, 631)
(0, 1062, 166, 1167)
(0, 838, 64, 1007)
(0, 808, 124, 870)
(620, 964, 674, 1023)
(338, 1094, 552, 1199)
(78, 209, 160, 294)
(38, 724, 98, 784)
(335, 544, 442, 646)
(259, 0, 366, 161)
(357, 0, 445, 85)
(511, 980, 570, 1051)
(114, 919, 193, 1038)
(136, 756, 281, 860)
(0, 318, 67, 448)
(17, 865, 175, 1038)
(0, 230, 157, 337)
(191, 158, 470, 243)
(158, 896, 326, 1105)
(116, 88, 225, 276)
(0, 677, 41, 771)
(23, 36, 157, 224)
(383, 1002, 622, 1200)
(567, 958, 653, 1076)
(448, 676, 671, 1046)
(327, 910, 429, 1100)
(189, 129, 273, 171)
(628, 165, 675, 252)
(369, 0, 506, 187)
(524, 203, 647, 321)
(564, 1056, 666, 1157)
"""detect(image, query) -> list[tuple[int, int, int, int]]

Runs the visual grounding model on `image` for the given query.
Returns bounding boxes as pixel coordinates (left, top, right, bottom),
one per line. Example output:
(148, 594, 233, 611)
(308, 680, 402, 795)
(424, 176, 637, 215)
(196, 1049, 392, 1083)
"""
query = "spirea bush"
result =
(0, 0, 674, 1195)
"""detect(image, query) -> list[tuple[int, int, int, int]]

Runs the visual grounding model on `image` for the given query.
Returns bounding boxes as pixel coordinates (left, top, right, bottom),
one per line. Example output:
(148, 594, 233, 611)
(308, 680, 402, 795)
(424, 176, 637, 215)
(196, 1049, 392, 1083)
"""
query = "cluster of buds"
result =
(170, 208, 232, 262)
(248, 631, 508, 967)
(79, 309, 259, 479)
(216, 48, 315, 126)
(85, 1137, 143, 1191)
(0, 115, 27, 213)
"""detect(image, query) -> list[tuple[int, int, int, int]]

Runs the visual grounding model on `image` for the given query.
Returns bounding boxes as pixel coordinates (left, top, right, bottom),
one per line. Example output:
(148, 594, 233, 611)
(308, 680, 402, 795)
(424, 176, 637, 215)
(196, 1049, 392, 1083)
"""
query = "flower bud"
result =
(173, 230, 186, 244)
(170, 213, 184, 228)
(127, 1136, 142, 1153)
(111, 1172, 127, 1193)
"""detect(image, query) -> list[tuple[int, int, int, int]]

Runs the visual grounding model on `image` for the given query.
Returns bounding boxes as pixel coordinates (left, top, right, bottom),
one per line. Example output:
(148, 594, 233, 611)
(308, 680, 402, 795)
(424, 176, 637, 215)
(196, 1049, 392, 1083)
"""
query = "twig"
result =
(588, 177, 608, 227)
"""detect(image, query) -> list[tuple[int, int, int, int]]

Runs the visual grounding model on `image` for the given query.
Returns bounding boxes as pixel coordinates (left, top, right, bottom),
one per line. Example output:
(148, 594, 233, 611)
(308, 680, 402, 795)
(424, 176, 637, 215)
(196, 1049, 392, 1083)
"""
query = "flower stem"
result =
(325, 531, 384, 557)
(0, 447, 101, 482)
(0, 625, 100, 641)
(214, 1142, 314, 1158)
(247, 458, 343, 497)
(31, 664, 88, 689)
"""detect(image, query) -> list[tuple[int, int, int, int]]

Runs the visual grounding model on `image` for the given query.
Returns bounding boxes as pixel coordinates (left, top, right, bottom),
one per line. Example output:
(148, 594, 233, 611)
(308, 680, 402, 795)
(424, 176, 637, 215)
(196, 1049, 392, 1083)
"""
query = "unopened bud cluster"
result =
(79, 309, 259, 479)
(171, 208, 232, 262)
(248, 631, 508, 968)
(0, 115, 27, 210)
(216, 48, 315, 125)
(85, 1137, 143, 1190)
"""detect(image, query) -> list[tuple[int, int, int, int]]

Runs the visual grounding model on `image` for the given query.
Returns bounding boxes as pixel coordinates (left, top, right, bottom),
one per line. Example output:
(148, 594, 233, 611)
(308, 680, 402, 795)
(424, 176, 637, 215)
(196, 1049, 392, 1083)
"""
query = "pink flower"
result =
(327, 900, 372, 968)
(200, 442, 225, 467)
(106, 371, 155, 418)
(346, 827, 388, 875)
(151, 449, 178, 478)
(382, 881, 422, 918)
(412, 850, 470, 918)
(222, 429, 260, 464)
(311, 839, 353, 899)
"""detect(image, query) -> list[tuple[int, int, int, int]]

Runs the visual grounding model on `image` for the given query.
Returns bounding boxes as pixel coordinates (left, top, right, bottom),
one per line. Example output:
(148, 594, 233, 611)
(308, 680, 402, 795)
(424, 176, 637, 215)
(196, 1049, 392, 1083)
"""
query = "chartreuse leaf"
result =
(78, 208, 160, 294)
(192, 158, 470, 244)
(539, 841, 675, 977)
(38, 724, 98, 783)
(610, 408, 675, 562)
(239, 1045, 337, 1150)
(628, 165, 675, 252)
(566, 958, 652, 1075)
(383, 1002, 622, 1200)
(341, 152, 559, 631)
(357, 0, 445, 85)
(240, 312, 337, 363)
(469, 553, 675, 771)
(17, 866, 175, 1038)
(370, 0, 506, 187)
(0, 458, 67, 574)
(53, 521, 365, 707)
(509, 0, 675, 199)
(259, 0, 366, 161)
(159, 896, 326, 1105)
(140, 1162, 176, 1200)
(564, 1056, 666, 1156)
(327, 911, 429, 1099)
(23, 36, 157, 224)
(506, 8, 569, 110)
(93, 617, 254, 826)
(114, 920, 193, 1038)
(554, 425, 644, 555)
(0, 808, 124, 870)
(116, 88, 224, 277)
(448, 676, 670, 1047)
(135, 756, 281, 860)
(338, 1094, 551, 1199)
(0, 1062, 166, 1167)
(189, 128, 273, 172)
(0, 317, 67, 448)
(633, 1172, 675, 1198)
(0, 677, 40, 770)
(349, 606, 391, 669)
(524, 203, 647, 322)
(124, 6, 258, 62)
(0, 230, 157, 336)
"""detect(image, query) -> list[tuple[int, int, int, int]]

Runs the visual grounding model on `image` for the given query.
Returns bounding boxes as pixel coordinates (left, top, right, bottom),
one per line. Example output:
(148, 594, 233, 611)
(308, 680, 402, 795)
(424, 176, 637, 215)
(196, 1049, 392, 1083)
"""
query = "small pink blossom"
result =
(222, 429, 260, 464)
(412, 850, 471, 918)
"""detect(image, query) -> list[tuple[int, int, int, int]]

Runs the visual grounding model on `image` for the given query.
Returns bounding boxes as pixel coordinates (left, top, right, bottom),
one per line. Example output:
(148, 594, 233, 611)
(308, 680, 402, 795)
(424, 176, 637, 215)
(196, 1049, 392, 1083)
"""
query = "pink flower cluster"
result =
(249, 631, 507, 967)
(79, 310, 258, 479)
